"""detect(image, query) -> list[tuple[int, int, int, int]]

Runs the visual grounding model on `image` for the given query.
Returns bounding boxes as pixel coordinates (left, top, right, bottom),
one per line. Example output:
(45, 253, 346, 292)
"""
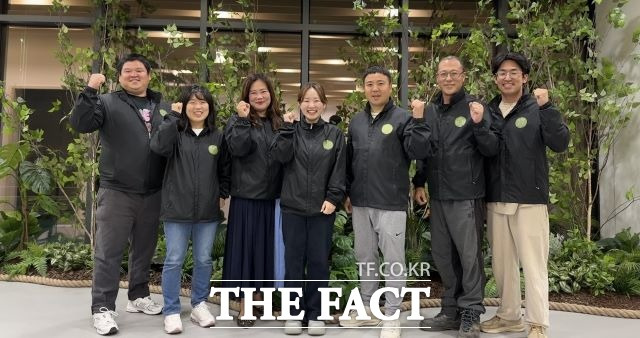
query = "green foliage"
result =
(3, 243, 48, 277)
(43, 241, 93, 272)
(548, 229, 615, 295)
(329, 210, 358, 309)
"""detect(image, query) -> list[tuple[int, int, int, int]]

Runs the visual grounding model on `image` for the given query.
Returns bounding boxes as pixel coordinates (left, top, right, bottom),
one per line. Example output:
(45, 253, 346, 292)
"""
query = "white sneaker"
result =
(284, 320, 303, 335)
(93, 307, 119, 335)
(190, 302, 215, 327)
(380, 319, 401, 338)
(126, 296, 163, 315)
(308, 320, 326, 336)
(339, 306, 382, 327)
(164, 314, 183, 334)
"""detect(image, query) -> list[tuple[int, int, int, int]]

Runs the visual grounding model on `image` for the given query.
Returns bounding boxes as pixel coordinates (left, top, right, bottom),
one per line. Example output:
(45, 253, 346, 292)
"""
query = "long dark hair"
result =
(240, 73, 283, 130)
(176, 85, 217, 131)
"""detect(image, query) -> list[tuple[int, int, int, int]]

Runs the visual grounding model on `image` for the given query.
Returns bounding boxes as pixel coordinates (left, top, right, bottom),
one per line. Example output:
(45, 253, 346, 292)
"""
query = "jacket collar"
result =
(364, 99, 395, 119)
(117, 88, 162, 103)
(489, 91, 534, 118)
(433, 88, 466, 107)
(300, 115, 326, 130)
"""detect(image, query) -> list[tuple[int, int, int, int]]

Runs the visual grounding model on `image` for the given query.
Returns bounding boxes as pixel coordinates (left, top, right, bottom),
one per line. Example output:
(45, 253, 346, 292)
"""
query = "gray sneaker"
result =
(457, 309, 480, 338)
(284, 320, 303, 335)
(420, 311, 460, 331)
(308, 320, 326, 336)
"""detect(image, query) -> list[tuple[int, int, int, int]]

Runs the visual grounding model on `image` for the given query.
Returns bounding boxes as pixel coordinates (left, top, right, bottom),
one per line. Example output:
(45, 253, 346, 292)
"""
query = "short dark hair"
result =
(176, 85, 217, 130)
(362, 65, 393, 83)
(116, 53, 152, 74)
(438, 55, 465, 72)
(491, 52, 531, 75)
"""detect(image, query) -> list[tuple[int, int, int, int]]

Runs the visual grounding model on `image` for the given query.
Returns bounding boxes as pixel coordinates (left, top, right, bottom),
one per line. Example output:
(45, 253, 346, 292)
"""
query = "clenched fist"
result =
(171, 102, 183, 114)
(469, 101, 484, 124)
(283, 111, 296, 123)
(236, 101, 251, 118)
(88, 74, 106, 90)
(321, 200, 336, 215)
(410, 99, 426, 119)
(533, 88, 549, 107)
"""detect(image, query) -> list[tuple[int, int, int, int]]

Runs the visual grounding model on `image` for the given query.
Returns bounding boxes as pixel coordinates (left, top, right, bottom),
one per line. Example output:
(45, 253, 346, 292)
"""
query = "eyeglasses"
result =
(496, 70, 523, 79)
(436, 71, 464, 80)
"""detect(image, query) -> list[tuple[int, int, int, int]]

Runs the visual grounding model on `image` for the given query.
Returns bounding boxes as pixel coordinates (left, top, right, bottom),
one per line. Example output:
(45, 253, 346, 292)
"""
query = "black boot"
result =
(457, 308, 480, 338)
(420, 311, 461, 331)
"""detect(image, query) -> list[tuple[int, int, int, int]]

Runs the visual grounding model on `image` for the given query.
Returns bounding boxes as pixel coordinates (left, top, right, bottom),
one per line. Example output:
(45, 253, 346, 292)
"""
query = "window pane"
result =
(214, 0, 300, 24)
(122, 0, 201, 20)
(408, 0, 492, 28)
(311, 0, 395, 25)
(7, 0, 93, 16)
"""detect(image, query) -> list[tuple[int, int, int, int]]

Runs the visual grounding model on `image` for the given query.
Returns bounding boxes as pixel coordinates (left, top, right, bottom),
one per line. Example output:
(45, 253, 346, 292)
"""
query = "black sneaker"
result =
(419, 311, 461, 331)
(457, 309, 481, 338)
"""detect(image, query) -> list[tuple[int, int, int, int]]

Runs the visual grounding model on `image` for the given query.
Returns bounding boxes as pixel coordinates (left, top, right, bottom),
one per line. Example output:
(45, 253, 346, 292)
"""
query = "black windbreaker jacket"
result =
(224, 114, 283, 200)
(271, 118, 346, 216)
(485, 93, 570, 204)
(70, 86, 168, 194)
(347, 99, 432, 211)
(412, 89, 499, 200)
(150, 113, 231, 223)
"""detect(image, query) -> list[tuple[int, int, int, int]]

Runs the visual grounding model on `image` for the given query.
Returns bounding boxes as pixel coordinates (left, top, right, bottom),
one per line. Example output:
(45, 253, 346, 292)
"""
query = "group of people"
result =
(70, 51, 568, 338)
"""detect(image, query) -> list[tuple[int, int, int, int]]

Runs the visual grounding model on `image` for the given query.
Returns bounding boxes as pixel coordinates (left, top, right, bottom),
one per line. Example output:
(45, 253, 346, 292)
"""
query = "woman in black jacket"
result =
(271, 82, 346, 336)
(222, 73, 284, 326)
(150, 85, 231, 334)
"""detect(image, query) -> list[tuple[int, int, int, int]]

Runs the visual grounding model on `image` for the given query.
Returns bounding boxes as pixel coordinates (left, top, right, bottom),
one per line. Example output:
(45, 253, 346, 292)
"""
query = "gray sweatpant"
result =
(91, 187, 161, 314)
(352, 206, 406, 316)
(431, 198, 485, 316)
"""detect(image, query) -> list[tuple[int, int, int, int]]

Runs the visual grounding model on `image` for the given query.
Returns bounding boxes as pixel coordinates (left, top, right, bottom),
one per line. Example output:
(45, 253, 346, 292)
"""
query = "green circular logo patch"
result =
(455, 116, 467, 128)
(323, 140, 334, 150)
(159, 109, 168, 117)
(515, 117, 528, 129)
(381, 124, 394, 135)
(208, 145, 219, 155)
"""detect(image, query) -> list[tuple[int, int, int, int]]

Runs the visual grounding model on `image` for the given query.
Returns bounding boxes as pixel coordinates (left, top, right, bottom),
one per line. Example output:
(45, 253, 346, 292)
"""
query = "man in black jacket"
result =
(412, 56, 499, 338)
(70, 54, 169, 335)
(340, 66, 431, 338)
(479, 53, 569, 338)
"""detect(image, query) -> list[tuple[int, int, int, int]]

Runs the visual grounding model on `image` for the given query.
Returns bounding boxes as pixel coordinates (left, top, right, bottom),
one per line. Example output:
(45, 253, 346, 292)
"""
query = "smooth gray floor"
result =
(0, 282, 638, 338)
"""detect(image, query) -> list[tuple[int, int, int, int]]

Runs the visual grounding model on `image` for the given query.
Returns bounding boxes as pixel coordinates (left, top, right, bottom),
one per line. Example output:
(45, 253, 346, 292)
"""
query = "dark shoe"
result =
(420, 311, 461, 331)
(457, 309, 481, 338)
(236, 315, 256, 328)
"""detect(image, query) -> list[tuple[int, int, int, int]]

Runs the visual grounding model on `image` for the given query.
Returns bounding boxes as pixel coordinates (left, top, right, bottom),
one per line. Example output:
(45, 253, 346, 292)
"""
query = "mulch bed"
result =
(13, 268, 640, 311)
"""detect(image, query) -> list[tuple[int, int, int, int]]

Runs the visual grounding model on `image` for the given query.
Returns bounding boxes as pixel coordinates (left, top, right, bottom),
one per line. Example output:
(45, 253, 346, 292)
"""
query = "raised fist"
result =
(171, 102, 183, 114)
(410, 99, 426, 119)
(88, 74, 106, 90)
(283, 111, 296, 123)
(469, 101, 484, 124)
(236, 101, 251, 118)
(533, 88, 549, 107)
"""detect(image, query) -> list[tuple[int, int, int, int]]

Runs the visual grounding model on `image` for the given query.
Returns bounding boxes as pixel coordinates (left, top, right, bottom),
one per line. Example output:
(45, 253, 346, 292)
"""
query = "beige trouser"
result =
(487, 202, 550, 328)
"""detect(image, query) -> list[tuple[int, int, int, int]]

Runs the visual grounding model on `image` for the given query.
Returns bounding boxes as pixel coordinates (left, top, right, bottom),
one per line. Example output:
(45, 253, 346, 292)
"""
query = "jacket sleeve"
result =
(149, 111, 180, 158)
(539, 102, 570, 153)
(412, 159, 427, 188)
(325, 131, 347, 207)
(224, 114, 255, 157)
(402, 113, 432, 160)
(270, 122, 296, 164)
(345, 124, 354, 198)
(472, 104, 500, 157)
(218, 137, 232, 199)
(69, 87, 105, 133)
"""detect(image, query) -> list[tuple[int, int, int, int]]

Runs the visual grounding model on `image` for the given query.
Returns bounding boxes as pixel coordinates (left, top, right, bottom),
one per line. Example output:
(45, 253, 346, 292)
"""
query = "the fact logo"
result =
(209, 286, 431, 321)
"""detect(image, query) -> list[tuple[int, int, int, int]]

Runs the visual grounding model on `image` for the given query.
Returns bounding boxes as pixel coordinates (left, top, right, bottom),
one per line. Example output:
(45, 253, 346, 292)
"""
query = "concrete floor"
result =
(0, 282, 638, 338)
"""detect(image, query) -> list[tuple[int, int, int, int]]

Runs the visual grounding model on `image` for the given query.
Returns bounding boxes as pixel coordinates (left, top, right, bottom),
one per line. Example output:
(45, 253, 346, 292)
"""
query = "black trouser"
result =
(430, 198, 486, 316)
(91, 188, 161, 314)
(282, 212, 334, 321)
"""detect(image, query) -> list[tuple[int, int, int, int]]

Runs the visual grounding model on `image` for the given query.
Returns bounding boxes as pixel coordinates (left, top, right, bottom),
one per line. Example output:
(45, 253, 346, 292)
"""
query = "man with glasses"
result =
(412, 56, 498, 338)
(71, 53, 170, 335)
(480, 52, 569, 338)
